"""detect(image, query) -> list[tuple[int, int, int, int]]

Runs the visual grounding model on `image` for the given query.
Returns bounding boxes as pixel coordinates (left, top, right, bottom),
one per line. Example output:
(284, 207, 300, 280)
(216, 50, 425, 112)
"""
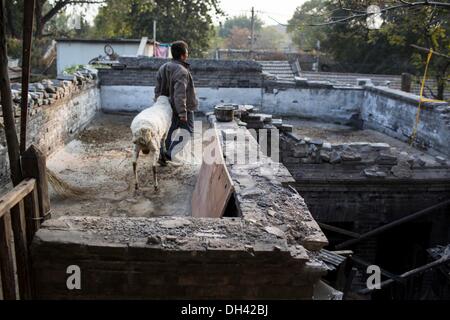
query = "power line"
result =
(266, 15, 289, 27)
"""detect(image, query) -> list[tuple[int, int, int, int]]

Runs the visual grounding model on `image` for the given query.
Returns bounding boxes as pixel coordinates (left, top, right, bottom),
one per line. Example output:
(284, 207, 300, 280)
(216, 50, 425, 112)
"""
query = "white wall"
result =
(56, 42, 154, 74)
(101, 86, 263, 113)
(362, 86, 450, 156)
(100, 85, 363, 124)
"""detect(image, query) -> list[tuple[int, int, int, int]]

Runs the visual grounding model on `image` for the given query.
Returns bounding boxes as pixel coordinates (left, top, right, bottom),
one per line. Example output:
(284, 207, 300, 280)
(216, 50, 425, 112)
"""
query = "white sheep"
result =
(130, 95, 173, 190)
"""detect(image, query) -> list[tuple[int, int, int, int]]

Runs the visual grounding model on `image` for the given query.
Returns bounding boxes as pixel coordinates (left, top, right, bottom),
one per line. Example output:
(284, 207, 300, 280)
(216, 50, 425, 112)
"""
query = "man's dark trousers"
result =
(162, 111, 194, 161)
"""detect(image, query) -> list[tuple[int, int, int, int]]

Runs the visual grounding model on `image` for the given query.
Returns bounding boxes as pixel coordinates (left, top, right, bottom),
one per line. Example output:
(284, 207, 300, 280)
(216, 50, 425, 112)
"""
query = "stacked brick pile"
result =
(0, 68, 97, 121)
(281, 132, 450, 179)
(0, 68, 100, 186)
(235, 105, 294, 132)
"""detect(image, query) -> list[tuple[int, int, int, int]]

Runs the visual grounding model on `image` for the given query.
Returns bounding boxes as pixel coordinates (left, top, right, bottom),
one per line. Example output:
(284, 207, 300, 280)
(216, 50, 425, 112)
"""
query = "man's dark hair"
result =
(171, 41, 188, 60)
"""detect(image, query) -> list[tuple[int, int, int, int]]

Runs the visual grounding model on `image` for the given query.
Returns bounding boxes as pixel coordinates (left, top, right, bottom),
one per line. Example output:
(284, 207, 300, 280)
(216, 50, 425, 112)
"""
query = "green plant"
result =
(63, 64, 84, 74)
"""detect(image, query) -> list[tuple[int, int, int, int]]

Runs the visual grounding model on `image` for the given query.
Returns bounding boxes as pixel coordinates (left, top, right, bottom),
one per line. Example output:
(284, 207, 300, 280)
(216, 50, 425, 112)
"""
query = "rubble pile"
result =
(281, 131, 450, 179)
(212, 104, 294, 132)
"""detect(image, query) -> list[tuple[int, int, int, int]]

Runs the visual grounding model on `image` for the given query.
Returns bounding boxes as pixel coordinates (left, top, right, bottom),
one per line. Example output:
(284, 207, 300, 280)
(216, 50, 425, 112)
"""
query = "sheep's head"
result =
(133, 128, 159, 153)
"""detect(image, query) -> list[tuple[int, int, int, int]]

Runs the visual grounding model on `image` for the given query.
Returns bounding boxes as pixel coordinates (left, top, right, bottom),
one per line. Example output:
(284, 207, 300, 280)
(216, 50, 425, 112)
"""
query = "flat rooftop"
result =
(47, 113, 203, 218)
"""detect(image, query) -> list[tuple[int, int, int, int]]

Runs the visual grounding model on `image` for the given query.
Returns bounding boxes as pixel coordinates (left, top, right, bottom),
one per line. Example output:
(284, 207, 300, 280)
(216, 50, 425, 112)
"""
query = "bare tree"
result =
(307, 1, 450, 26)
(34, 0, 105, 37)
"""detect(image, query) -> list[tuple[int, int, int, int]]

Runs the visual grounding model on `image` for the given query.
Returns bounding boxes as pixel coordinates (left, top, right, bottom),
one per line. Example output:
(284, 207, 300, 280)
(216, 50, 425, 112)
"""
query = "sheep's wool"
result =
(130, 96, 173, 151)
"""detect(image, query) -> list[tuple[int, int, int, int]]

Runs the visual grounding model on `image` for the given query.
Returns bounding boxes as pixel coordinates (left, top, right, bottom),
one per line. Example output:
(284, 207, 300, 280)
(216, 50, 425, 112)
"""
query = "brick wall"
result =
(0, 84, 100, 188)
(32, 216, 326, 299)
(98, 57, 263, 88)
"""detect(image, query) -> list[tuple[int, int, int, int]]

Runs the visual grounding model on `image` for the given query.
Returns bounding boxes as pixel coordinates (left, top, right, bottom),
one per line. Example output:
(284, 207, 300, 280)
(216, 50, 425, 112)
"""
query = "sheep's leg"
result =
(133, 144, 140, 190)
(153, 165, 158, 191)
(161, 133, 169, 161)
(152, 152, 159, 191)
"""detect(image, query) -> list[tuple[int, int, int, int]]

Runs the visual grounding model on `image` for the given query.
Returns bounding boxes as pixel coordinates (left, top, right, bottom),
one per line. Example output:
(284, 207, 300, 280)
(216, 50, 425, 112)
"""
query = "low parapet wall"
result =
(99, 57, 264, 113)
(99, 57, 363, 125)
(97, 56, 449, 157)
(0, 74, 100, 189)
(363, 85, 450, 156)
(260, 81, 363, 123)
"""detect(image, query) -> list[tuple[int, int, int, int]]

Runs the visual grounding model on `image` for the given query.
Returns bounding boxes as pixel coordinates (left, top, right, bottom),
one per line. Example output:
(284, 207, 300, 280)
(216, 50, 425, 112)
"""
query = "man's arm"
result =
(173, 70, 189, 121)
(154, 69, 162, 102)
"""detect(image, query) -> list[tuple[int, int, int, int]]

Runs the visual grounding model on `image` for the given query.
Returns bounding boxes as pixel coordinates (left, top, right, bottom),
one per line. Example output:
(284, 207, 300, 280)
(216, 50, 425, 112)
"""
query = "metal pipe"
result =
(358, 255, 450, 295)
(335, 199, 450, 250)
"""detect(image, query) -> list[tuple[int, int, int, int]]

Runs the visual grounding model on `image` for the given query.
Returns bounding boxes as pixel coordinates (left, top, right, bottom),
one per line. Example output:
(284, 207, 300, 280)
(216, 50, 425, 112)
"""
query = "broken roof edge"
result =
(116, 56, 263, 72)
(208, 114, 329, 252)
(365, 84, 449, 108)
(33, 215, 324, 265)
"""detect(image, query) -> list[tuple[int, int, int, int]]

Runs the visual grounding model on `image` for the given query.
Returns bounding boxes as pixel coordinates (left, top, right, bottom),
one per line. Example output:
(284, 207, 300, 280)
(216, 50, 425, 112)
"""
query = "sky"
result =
(80, 0, 305, 26)
(217, 0, 305, 25)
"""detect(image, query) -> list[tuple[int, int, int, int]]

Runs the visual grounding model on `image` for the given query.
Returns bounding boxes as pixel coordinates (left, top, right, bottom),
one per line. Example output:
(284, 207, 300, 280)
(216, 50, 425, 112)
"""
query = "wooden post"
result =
(401, 73, 412, 93)
(27, 187, 41, 242)
(20, 0, 36, 154)
(342, 267, 357, 300)
(0, 0, 22, 186)
(10, 201, 32, 299)
(21, 145, 51, 223)
(0, 211, 17, 299)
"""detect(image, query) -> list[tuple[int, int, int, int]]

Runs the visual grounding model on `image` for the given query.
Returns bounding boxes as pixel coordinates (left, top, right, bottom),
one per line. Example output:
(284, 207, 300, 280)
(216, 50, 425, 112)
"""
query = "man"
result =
(154, 40, 198, 163)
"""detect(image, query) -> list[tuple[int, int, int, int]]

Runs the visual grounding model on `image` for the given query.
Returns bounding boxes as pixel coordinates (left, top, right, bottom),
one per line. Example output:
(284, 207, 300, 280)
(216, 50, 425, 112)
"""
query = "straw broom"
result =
(46, 167, 88, 199)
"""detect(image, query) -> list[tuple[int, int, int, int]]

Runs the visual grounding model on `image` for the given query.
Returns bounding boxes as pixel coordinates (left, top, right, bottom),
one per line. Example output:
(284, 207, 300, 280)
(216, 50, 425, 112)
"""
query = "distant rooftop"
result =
(8, 66, 21, 81)
(56, 38, 156, 45)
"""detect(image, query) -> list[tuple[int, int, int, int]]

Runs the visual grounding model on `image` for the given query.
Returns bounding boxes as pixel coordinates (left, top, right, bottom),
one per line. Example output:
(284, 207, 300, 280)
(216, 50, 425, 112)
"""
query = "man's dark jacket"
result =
(154, 59, 198, 118)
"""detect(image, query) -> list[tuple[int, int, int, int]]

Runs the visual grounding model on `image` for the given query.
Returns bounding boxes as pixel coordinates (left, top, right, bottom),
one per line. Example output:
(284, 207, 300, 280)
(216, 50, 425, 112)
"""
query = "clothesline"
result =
(154, 43, 172, 58)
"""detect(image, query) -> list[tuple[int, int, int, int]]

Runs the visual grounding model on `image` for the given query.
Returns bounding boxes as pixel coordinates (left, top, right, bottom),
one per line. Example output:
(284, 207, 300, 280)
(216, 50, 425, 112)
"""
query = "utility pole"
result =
(153, 20, 157, 57)
(250, 7, 255, 59)
(315, 40, 320, 72)
(20, 0, 35, 154)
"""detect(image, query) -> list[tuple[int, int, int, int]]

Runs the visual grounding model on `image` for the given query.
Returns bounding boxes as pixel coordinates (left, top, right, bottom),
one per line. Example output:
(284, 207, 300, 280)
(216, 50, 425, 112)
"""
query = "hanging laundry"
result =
(154, 43, 171, 58)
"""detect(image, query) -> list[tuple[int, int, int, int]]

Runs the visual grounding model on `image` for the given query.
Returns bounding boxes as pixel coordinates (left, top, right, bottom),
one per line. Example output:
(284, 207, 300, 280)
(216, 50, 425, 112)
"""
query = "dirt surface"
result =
(283, 117, 441, 159)
(288, 119, 380, 144)
(47, 113, 204, 218)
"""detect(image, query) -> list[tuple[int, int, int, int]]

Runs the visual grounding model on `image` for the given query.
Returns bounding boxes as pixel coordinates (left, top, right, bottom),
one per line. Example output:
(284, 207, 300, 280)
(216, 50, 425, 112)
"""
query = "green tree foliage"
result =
(255, 26, 289, 50)
(215, 15, 289, 51)
(92, 0, 222, 57)
(288, 0, 449, 99)
(218, 14, 263, 38)
(4, 0, 23, 38)
(225, 27, 251, 49)
(208, 25, 225, 51)
(287, 0, 328, 50)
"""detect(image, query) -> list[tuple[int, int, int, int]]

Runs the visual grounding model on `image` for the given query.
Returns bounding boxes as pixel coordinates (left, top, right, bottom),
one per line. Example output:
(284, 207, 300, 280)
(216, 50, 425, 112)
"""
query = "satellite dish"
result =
(104, 44, 115, 57)
(68, 15, 81, 30)
(366, 5, 384, 30)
